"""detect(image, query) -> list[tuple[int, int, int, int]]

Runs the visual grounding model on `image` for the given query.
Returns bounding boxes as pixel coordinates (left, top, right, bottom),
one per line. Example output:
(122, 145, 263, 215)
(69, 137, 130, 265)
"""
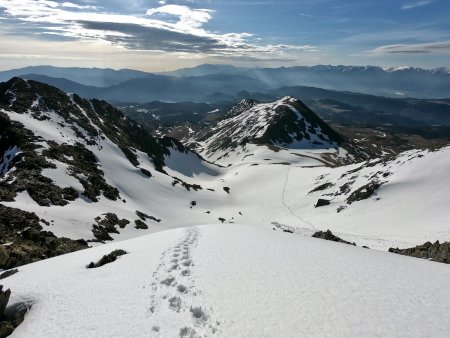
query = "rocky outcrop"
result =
(0, 286, 28, 338)
(346, 180, 382, 204)
(312, 230, 356, 246)
(0, 286, 10, 319)
(0, 270, 17, 280)
(0, 205, 88, 269)
(309, 182, 335, 194)
(92, 213, 130, 242)
(134, 219, 148, 230)
(315, 199, 330, 207)
(44, 142, 120, 202)
(389, 241, 450, 264)
(0, 286, 12, 338)
(87, 249, 127, 268)
(135, 210, 161, 223)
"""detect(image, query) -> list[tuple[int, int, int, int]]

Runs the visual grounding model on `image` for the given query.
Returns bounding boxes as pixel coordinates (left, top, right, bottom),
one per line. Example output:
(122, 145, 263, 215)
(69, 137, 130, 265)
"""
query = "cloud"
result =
(75, 20, 227, 52)
(0, 0, 316, 58)
(402, 0, 433, 10)
(61, 2, 98, 10)
(367, 40, 450, 54)
(146, 4, 213, 29)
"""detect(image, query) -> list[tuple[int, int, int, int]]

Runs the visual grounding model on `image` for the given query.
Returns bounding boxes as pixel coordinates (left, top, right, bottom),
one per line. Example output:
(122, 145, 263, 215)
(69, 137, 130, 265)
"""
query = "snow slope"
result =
(0, 78, 230, 241)
(203, 146, 450, 250)
(0, 107, 223, 240)
(1, 78, 450, 251)
(4, 224, 450, 338)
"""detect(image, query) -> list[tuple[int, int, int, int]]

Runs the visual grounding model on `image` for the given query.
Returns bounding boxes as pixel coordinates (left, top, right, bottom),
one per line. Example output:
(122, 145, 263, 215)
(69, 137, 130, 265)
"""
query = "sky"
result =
(0, 0, 449, 71)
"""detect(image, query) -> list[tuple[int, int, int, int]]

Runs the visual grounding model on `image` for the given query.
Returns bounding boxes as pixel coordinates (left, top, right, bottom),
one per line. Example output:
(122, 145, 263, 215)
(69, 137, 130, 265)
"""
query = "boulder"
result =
(87, 249, 127, 268)
(315, 199, 330, 208)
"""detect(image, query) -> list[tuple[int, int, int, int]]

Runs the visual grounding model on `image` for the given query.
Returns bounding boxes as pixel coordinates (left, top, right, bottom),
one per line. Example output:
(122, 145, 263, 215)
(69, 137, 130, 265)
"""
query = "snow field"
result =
(4, 224, 450, 338)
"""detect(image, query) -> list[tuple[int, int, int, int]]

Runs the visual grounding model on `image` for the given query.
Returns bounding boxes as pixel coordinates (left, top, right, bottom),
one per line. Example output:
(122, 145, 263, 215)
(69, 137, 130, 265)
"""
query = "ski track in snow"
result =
(148, 227, 219, 337)
(282, 166, 316, 230)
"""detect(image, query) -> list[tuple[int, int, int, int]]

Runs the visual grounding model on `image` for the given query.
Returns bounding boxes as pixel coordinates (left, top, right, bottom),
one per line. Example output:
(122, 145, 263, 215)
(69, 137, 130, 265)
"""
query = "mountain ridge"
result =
(2, 64, 450, 99)
(187, 96, 368, 166)
(0, 77, 230, 268)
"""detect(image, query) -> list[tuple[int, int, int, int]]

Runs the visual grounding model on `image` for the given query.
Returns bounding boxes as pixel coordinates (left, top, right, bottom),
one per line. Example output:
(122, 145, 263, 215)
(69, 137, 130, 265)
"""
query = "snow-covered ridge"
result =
(189, 96, 363, 166)
(0, 77, 227, 244)
(383, 66, 450, 74)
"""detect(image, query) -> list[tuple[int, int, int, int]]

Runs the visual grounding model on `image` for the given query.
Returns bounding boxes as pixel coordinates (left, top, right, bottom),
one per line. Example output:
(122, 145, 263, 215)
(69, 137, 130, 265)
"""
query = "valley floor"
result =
(4, 145, 450, 251)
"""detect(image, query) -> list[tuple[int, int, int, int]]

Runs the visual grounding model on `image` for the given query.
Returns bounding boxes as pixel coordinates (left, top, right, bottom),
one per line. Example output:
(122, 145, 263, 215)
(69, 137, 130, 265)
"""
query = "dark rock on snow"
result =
(389, 241, 450, 264)
(134, 219, 148, 230)
(87, 249, 127, 268)
(315, 199, 330, 207)
(312, 230, 356, 246)
(346, 180, 382, 204)
(0, 205, 88, 269)
(92, 213, 130, 242)
(0, 269, 18, 280)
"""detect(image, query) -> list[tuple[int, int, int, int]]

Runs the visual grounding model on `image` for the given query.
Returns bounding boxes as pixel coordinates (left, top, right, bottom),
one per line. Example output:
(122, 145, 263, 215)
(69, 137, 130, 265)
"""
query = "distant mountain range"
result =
(0, 66, 151, 87)
(1, 64, 450, 99)
(14, 73, 268, 103)
(2, 70, 448, 136)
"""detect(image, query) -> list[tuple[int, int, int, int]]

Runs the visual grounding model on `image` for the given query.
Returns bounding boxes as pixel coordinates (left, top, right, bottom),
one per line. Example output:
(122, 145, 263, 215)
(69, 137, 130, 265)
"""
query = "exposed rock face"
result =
(312, 230, 356, 246)
(0, 286, 10, 319)
(0, 269, 17, 280)
(346, 180, 382, 204)
(0, 205, 88, 269)
(0, 112, 78, 206)
(389, 241, 450, 264)
(44, 142, 119, 202)
(0, 286, 29, 338)
(315, 199, 330, 207)
(134, 219, 148, 230)
(0, 285, 13, 338)
(135, 210, 161, 223)
(87, 249, 127, 268)
(309, 182, 335, 194)
(92, 213, 130, 242)
(0, 307, 26, 338)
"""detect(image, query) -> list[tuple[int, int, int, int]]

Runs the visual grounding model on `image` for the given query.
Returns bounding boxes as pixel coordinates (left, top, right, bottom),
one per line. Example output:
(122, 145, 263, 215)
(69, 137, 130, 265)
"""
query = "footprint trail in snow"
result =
(149, 227, 220, 337)
(282, 166, 316, 230)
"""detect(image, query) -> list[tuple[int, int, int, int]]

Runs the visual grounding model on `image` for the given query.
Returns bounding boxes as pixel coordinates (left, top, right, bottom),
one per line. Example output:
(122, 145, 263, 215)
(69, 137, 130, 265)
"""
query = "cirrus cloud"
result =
(367, 40, 450, 54)
(402, 0, 433, 10)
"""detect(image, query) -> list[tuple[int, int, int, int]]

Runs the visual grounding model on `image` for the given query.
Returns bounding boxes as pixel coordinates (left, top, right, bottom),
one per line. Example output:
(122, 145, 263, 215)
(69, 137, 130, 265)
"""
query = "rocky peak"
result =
(223, 98, 259, 119)
(190, 96, 369, 165)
